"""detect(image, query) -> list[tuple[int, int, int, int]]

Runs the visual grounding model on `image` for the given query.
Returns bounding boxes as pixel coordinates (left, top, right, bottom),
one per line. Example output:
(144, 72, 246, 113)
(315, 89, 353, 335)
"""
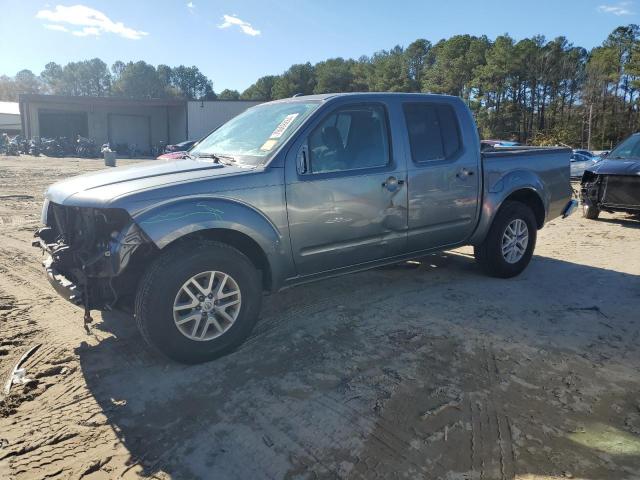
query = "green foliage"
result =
(240, 75, 277, 100)
(4, 25, 640, 149)
(423, 35, 489, 99)
(218, 89, 240, 100)
(368, 46, 413, 92)
(111, 61, 166, 98)
(0, 69, 41, 100)
(314, 58, 356, 94)
(170, 65, 215, 100)
(405, 39, 432, 90)
(271, 63, 316, 99)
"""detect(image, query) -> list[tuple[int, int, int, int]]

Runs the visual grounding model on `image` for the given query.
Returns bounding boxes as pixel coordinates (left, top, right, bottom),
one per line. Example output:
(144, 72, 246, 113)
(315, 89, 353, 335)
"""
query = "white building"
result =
(0, 101, 21, 134)
(187, 100, 261, 140)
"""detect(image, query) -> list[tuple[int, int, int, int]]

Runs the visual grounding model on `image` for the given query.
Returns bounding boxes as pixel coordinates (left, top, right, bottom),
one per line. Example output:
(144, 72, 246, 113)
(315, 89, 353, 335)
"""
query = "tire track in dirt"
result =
(469, 344, 516, 480)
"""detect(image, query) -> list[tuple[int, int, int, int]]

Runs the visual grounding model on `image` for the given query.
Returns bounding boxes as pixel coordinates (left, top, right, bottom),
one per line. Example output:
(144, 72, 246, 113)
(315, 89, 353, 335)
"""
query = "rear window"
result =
(403, 103, 461, 163)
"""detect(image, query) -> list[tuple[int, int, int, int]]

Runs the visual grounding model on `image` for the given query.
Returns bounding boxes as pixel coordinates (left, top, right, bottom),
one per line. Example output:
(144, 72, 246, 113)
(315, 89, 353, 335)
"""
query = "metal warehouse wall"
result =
(21, 100, 187, 152)
(187, 100, 262, 140)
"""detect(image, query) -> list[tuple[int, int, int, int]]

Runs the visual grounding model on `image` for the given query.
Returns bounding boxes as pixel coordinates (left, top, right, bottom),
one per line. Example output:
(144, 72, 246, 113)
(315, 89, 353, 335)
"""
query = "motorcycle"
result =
(12, 135, 29, 154)
(28, 138, 41, 157)
(4, 136, 21, 156)
(57, 137, 75, 156)
(41, 137, 64, 157)
(76, 136, 99, 158)
(152, 141, 167, 158)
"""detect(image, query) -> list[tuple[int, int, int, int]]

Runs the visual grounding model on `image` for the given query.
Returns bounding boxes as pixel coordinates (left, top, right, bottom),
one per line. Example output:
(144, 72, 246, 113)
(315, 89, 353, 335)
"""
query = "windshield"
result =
(607, 134, 640, 160)
(190, 101, 320, 165)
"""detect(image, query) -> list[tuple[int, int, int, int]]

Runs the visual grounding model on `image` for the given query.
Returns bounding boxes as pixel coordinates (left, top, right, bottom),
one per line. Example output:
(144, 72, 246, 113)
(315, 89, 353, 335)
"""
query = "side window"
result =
(403, 103, 461, 163)
(308, 104, 390, 174)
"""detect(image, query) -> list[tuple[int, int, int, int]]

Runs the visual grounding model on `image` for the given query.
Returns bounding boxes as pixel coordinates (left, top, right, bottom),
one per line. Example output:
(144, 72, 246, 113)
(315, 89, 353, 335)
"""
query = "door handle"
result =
(456, 168, 474, 178)
(382, 176, 405, 191)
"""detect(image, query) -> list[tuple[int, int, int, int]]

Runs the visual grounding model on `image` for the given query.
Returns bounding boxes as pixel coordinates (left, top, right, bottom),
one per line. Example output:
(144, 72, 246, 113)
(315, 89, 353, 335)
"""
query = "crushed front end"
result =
(581, 171, 640, 214)
(33, 201, 154, 313)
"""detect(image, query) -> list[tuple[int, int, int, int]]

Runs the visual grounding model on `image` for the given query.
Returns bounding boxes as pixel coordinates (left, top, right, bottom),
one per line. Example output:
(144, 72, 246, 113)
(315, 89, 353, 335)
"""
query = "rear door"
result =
(402, 101, 480, 251)
(285, 102, 407, 276)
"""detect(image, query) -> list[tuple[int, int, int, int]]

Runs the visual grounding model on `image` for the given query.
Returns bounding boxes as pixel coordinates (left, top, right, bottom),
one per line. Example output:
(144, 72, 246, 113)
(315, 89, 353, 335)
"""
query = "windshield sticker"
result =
(269, 113, 299, 139)
(260, 139, 278, 151)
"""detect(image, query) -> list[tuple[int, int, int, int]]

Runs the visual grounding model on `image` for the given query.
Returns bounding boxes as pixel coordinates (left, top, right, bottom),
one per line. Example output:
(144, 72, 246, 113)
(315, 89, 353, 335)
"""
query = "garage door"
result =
(108, 114, 151, 153)
(39, 111, 88, 139)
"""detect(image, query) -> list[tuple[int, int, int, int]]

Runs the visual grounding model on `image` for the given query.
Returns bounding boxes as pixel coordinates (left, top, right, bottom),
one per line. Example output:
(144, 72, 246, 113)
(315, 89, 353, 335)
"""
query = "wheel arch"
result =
(162, 228, 273, 292)
(131, 196, 288, 292)
(502, 188, 545, 229)
(469, 175, 548, 246)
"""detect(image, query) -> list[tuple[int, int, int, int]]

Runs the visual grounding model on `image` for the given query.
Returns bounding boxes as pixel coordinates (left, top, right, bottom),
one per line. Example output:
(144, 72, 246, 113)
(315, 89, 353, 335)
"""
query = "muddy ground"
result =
(0, 155, 639, 480)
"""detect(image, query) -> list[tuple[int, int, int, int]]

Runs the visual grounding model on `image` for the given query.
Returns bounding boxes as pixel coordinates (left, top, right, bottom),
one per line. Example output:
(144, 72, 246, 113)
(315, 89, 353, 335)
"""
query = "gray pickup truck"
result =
(34, 93, 576, 363)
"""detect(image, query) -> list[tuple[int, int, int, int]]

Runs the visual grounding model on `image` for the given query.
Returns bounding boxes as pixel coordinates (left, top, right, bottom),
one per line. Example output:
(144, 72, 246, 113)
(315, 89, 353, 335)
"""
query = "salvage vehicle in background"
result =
(156, 140, 199, 159)
(157, 150, 190, 160)
(581, 132, 640, 219)
(33, 93, 576, 363)
(165, 139, 198, 153)
(570, 150, 599, 178)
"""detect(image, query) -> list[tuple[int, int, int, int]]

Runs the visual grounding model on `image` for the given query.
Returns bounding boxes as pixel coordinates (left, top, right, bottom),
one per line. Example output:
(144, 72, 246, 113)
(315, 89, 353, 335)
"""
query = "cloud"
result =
(218, 14, 260, 36)
(187, 2, 195, 10)
(597, 1, 634, 15)
(36, 4, 148, 39)
(44, 23, 69, 32)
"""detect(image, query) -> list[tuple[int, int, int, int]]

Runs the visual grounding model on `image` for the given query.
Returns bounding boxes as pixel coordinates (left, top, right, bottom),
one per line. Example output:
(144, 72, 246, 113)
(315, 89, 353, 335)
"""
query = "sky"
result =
(0, 0, 638, 92)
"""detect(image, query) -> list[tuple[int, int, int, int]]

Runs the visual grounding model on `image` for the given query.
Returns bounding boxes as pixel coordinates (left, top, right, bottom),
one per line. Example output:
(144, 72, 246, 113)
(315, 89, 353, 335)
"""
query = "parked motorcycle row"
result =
(2, 135, 184, 159)
(0, 134, 100, 158)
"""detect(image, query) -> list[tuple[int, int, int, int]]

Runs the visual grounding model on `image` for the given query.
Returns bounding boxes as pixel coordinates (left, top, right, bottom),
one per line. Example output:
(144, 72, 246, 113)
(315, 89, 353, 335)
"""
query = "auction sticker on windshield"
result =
(269, 113, 299, 139)
(260, 139, 278, 151)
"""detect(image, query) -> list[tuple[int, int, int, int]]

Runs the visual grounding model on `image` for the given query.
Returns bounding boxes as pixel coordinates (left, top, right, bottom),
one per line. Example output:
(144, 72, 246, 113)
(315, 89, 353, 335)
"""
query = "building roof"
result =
(0, 101, 20, 115)
(19, 94, 186, 108)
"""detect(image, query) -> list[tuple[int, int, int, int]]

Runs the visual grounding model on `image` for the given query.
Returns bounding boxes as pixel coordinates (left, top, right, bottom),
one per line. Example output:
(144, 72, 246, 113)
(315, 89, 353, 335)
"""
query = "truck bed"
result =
(481, 146, 572, 223)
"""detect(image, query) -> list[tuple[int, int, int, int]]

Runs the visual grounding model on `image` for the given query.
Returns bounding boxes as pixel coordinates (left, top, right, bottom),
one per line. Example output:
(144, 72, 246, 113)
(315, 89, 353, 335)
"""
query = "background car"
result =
(580, 133, 640, 219)
(157, 151, 189, 160)
(164, 140, 197, 153)
(480, 139, 521, 151)
(570, 150, 599, 178)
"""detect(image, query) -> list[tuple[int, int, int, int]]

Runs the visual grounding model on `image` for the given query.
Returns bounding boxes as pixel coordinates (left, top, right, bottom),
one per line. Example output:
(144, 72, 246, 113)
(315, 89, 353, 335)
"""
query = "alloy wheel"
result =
(172, 271, 241, 341)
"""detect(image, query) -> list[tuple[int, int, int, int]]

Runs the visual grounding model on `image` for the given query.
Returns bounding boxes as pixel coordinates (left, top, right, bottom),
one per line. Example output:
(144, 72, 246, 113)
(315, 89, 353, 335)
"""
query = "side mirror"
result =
(297, 142, 309, 174)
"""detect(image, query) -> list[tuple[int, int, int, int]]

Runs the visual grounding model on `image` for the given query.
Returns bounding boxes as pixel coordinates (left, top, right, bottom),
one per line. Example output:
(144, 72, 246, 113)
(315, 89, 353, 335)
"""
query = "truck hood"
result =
(46, 159, 255, 206)
(585, 158, 640, 176)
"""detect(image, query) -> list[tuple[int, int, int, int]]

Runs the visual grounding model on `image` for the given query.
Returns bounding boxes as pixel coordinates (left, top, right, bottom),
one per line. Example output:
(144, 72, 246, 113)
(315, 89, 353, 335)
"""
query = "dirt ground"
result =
(0, 155, 639, 480)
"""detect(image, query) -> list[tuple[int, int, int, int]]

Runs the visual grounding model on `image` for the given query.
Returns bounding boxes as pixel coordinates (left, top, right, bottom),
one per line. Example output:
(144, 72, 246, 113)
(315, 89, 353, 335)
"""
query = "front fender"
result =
(469, 170, 548, 245)
(131, 195, 286, 281)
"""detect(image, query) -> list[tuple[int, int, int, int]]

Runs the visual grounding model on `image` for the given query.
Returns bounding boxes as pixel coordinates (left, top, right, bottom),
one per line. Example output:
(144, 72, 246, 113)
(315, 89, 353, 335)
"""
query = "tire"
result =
(582, 203, 600, 220)
(135, 240, 262, 364)
(474, 201, 537, 278)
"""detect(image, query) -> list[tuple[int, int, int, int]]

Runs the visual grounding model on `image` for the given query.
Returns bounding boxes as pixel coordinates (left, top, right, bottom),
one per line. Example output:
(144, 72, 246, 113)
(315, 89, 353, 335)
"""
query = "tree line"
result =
(2, 25, 640, 149)
(0, 60, 240, 102)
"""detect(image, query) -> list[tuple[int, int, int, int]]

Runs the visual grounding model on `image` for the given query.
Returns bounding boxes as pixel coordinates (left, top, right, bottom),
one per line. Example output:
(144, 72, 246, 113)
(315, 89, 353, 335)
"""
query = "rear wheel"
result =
(474, 201, 537, 278)
(582, 203, 600, 220)
(135, 240, 262, 364)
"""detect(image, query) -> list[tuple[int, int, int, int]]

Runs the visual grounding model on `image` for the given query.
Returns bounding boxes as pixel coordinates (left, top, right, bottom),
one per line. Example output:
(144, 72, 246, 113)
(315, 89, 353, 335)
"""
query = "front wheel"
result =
(135, 240, 262, 364)
(582, 203, 600, 220)
(474, 201, 537, 278)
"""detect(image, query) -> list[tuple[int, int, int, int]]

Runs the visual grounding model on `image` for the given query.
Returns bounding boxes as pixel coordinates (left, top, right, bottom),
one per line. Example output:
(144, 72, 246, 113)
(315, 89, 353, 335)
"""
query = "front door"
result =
(402, 101, 481, 251)
(286, 102, 407, 276)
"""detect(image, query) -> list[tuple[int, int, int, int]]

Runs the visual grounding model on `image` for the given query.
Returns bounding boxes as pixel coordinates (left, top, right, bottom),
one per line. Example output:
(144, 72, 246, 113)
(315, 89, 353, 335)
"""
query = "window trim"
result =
(302, 101, 394, 178)
(402, 101, 463, 166)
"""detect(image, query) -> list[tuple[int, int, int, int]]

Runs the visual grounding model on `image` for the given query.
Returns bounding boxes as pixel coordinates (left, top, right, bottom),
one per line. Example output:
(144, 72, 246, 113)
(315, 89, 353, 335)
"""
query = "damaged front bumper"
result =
(581, 172, 640, 213)
(33, 204, 152, 311)
(42, 254, 84, 306)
